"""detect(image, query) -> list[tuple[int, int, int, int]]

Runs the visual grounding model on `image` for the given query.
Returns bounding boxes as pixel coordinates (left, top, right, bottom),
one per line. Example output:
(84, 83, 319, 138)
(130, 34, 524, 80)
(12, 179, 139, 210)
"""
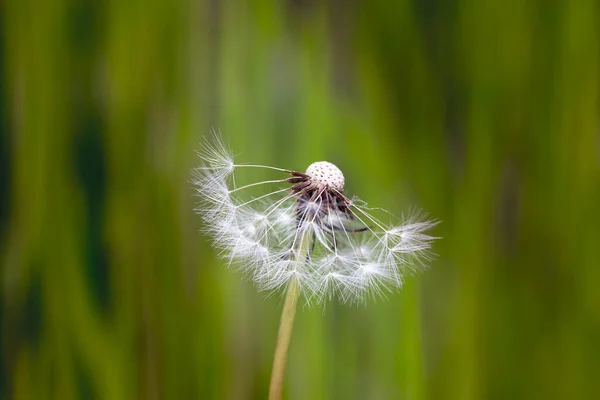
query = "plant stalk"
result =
(268, 229, 312, 400)
(268, 278, 300, 400)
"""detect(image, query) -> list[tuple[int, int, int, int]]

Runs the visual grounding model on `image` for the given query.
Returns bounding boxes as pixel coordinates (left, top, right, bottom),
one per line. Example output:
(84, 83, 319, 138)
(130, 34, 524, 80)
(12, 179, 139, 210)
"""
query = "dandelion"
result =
(192, 132, 439, 400)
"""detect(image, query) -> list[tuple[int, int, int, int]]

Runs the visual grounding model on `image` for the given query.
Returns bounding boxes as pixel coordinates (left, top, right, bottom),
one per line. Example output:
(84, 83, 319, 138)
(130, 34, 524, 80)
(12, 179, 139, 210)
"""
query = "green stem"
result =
(268, 230, 312, 400)
(268, 278, 300, 400)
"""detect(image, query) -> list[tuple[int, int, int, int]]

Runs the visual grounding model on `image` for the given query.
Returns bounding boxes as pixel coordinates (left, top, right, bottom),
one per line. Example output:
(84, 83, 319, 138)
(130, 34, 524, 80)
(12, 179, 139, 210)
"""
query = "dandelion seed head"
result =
(193, 133, 440, 306)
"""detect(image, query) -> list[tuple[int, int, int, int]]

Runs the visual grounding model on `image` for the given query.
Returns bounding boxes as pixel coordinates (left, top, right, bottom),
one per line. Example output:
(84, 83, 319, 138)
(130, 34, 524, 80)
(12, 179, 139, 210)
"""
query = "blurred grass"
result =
(1, 0, 599, 399)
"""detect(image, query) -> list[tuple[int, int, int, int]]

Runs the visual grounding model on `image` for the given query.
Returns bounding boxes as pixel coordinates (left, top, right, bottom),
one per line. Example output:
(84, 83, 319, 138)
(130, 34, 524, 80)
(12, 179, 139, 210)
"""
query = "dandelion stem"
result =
(268, 228, 312, 400)
(268, 278, 300, 400)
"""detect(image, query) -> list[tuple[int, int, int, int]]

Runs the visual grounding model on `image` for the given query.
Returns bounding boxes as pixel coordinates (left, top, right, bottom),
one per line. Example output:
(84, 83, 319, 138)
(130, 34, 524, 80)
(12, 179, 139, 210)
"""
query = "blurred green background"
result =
(1, 0, 599, 399)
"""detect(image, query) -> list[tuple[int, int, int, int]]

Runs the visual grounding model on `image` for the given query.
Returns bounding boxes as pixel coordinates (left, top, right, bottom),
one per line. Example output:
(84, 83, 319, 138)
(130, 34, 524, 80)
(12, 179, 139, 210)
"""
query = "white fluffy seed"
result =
(305, 161, 345, 191)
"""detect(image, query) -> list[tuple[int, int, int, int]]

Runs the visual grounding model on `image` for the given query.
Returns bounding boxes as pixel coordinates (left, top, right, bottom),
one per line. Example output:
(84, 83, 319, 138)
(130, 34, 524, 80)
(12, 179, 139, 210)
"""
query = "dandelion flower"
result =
(193, 132, 439, 305)
(192, 131, 440, 400)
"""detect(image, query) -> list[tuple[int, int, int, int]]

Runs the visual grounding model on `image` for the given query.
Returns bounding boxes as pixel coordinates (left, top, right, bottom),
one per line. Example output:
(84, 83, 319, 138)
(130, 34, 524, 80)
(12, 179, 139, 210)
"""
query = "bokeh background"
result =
(2, 0, 600, 399)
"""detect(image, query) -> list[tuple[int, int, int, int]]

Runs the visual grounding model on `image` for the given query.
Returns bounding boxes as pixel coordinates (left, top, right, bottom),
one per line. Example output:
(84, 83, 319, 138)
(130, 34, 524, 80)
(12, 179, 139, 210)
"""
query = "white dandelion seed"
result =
(192, 133, 440, 305)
